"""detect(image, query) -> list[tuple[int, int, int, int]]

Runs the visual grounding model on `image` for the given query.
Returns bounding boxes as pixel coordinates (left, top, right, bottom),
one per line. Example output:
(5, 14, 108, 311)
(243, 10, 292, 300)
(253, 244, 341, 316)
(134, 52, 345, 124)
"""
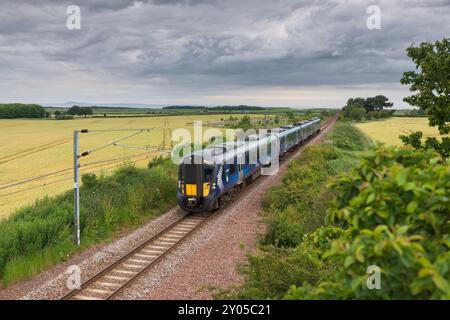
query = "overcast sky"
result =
(0, 0, 449, 108)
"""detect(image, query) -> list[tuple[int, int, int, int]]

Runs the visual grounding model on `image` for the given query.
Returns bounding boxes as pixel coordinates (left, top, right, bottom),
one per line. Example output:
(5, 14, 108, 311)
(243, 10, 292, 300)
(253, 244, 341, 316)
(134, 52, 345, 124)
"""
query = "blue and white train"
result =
(177, 117, 321, 212)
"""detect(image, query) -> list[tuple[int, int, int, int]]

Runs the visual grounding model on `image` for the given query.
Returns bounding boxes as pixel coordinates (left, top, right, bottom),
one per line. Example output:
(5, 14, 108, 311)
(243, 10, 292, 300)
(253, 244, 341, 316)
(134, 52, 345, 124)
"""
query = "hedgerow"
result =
(287, 147, 450, 299)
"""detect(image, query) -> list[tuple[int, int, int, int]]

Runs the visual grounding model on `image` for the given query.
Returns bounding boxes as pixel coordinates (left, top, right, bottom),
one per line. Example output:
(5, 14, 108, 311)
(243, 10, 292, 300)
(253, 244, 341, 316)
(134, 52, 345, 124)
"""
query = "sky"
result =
(0, 0, 449, 108)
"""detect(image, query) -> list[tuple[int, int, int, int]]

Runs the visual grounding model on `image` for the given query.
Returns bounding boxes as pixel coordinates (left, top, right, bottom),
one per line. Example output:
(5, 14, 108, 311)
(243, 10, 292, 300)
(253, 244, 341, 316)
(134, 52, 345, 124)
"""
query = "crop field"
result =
(354, 117, 445, 146)
(0, 114, 265, 218)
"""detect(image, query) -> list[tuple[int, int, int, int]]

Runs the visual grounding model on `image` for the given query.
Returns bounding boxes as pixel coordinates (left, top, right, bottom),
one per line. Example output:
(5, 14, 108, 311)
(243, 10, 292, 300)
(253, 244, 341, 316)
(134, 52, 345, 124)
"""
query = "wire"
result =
(0, 167, 73, 191)
(112, 143, 161, 151)
(0, 151, 169, 199)
(83, 128, 153, 133)
(80, 130, 145, 157)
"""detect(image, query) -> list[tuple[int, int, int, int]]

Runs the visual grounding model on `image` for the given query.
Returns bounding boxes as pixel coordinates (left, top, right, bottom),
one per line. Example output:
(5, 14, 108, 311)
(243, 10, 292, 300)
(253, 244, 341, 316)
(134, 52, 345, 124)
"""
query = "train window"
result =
(229, 163, 236, 174)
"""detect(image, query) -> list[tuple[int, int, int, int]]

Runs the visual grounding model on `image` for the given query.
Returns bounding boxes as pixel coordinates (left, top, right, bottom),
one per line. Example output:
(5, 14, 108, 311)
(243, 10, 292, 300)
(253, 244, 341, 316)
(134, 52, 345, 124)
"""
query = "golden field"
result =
(354, 117, 446, 147)
(0, 114, 262, 218)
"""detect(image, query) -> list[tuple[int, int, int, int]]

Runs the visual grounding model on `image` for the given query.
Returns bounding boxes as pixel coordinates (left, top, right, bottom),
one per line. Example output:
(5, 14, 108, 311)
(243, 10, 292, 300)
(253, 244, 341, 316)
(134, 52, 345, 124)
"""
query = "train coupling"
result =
(187, 197, 198, 207)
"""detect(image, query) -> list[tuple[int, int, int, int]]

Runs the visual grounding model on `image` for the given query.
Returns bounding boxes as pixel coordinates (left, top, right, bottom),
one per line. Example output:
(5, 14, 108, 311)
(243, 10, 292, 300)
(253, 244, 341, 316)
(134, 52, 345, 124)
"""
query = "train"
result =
(177, 117, 321, 212)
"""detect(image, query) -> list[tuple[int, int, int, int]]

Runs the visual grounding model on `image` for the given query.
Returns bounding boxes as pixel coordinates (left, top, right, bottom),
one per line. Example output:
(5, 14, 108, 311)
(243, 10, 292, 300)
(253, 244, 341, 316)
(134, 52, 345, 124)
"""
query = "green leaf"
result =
(396, 169, 409, 186)
(366, 193, 375, 204)
(407, 201, 418, 213)
(432, 273, 450, 292)
(344, 256, 355, 267)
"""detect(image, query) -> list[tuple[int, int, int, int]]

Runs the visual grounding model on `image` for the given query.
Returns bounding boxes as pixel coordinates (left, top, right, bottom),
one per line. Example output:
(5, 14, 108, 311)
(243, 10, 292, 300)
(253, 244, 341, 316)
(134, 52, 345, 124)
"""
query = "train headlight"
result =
(212, 182, 216, 190)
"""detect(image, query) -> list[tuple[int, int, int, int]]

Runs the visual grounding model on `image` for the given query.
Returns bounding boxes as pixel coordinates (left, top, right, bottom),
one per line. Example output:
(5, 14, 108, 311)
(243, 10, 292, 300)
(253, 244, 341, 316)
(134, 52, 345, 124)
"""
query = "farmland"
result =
(354, 117, 445, 146)
(0, 114, 267, 218)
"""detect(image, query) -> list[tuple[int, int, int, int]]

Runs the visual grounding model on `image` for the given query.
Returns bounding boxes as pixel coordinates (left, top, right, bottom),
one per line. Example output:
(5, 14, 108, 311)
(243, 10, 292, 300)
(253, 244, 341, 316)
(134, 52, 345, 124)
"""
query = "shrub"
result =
(55, 114, 74, 120)
(287, 147, 450, 299)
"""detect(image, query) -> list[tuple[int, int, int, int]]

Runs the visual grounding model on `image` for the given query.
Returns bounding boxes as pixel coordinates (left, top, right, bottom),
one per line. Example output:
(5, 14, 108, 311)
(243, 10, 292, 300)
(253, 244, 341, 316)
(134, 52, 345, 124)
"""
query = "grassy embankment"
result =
(218, 121, 371, 299)
(0, 157, 176, 287)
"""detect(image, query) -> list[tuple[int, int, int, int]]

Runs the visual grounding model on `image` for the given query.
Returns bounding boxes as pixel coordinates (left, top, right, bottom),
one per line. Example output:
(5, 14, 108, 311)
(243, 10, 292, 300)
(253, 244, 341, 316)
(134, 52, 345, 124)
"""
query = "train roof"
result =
(181, 117, 320, 164)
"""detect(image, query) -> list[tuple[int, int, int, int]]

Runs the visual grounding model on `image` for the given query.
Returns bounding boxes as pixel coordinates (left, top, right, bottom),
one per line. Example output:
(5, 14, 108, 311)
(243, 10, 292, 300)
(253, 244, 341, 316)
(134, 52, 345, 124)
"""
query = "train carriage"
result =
(177, 117, 321, 212)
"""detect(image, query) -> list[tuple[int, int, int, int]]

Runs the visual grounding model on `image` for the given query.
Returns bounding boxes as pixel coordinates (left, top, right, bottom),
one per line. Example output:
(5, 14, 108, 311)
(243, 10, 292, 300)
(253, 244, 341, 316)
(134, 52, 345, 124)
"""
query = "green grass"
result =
(0, 156, 177, 287)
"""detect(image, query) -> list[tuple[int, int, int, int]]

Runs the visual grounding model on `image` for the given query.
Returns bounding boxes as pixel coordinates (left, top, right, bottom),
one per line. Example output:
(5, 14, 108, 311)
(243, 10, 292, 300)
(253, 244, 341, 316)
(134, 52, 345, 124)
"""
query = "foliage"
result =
(67, 105, 94, 117)
(0, 158, 177, 287)
(400, 131, 450, 158)
(342, 96, 394, 121)
(237, 115, 252, 129)
(364, 96, 393, 112)
(288, 147, 450, 299)
(55, 114, 74, 120)
(0, 104, 45, 119)
(148, 155, 172, 169)
(400, 38, 450, 135)
(343, 102, 365, 121)
(326, 122, 372, 152)
(286, 111, 296, 122)
(400, 38, 450, 158)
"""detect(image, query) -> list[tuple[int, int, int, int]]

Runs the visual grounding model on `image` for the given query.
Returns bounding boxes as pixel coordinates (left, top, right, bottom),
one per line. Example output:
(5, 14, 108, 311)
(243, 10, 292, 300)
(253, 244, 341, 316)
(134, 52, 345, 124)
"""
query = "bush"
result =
(55, 114, 74, 120)
(343, 103, 365, 121)
(287, 147, 450, 299)
(326, 122, 370, 152)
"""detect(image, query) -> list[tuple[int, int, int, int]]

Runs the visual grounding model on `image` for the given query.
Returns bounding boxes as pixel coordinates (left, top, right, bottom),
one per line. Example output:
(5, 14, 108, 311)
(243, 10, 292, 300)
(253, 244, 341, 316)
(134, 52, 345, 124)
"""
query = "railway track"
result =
(61, 114, 338, 300)
(62, 213, 210, 300)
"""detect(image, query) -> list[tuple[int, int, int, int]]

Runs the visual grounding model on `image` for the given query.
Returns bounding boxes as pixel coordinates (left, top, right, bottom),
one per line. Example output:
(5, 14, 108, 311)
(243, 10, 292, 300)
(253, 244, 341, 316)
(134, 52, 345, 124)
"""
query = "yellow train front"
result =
(177, 156, 220, 212)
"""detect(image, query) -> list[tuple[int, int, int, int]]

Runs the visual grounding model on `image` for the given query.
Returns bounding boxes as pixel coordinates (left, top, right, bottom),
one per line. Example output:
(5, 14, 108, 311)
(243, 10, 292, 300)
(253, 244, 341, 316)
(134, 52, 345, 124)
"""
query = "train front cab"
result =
(177, 161, 219, 212)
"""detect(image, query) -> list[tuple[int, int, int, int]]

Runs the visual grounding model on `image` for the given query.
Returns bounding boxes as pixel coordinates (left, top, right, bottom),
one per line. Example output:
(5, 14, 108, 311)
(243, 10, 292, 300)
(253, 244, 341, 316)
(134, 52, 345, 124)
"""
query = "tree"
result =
(54, 110, 61, 117)
(67, 105, 82, 116)
(67, 105, 93, 117)
(400, 38, 450, 157)
(286, 111, 296, 122)
(401, 38, 450, 134)
(238, 115, 252, 128)
(343, 102, 366, 121)
(80, 107, 93, 117)
(343, 96, 394, 117)
(0, 104, 45, 119)
(364, 95, 393, 112)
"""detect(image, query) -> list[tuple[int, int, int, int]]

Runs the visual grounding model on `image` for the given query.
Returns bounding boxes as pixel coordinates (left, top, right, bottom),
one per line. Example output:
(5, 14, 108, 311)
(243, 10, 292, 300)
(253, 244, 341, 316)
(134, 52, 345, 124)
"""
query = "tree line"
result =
(0, 104, 46, 119)
(163, 105, 265, 111)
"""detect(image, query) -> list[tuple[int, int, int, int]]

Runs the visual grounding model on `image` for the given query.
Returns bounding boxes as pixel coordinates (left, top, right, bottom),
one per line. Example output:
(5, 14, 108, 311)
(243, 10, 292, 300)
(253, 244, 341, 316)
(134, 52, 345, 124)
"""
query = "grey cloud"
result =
(0, 0, 449, 106)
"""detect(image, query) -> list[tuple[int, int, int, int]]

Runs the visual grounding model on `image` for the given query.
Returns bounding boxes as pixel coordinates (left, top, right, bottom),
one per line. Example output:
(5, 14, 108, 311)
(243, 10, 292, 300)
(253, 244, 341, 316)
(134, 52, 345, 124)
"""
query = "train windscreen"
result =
(180, 164, 214, 183)
(180, 164, 202, 184)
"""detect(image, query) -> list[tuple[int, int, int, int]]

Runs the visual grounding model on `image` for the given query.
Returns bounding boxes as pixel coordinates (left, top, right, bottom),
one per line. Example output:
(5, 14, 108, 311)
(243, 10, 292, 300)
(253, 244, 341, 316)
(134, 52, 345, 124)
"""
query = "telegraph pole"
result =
(73, 130, 80, 246)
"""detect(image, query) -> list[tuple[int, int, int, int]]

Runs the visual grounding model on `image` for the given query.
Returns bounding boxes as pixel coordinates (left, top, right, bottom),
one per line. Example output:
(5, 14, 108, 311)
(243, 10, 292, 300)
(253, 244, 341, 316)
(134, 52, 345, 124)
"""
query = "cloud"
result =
(0, 0, 448, 107)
